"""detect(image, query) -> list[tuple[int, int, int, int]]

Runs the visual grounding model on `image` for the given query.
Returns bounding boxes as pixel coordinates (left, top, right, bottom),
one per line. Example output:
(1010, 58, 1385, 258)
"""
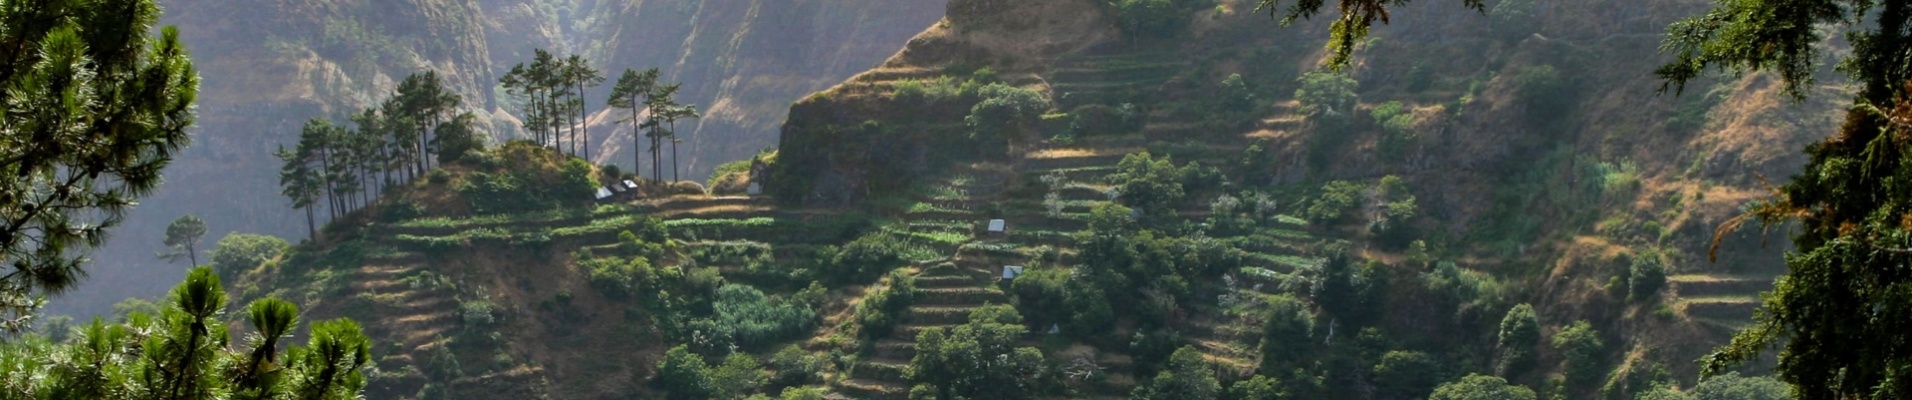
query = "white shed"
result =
(987, 219, 1006, 234)
(1001, 265, 1025, 280)
(594, 187, 614, 201)
(746, 182, 763, 196)
(623, 180, 640, 190)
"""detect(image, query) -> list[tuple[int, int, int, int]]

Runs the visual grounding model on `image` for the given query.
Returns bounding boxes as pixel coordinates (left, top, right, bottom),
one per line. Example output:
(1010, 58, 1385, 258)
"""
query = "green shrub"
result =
(1516, 65, 1575, 123)
(1552, 321, 1605, 388)
(1259, 294, 1316, 372)
(1629, 250, 1668, 302)
(1131, 347, 1222, 400)
(1489, 0, 1537, 41)
(458, 172, 545, 214)
(1692, 372, 1791, 400)
(1107, 152, 1187, 217)
(966, 84, 1051, 156)
(1429, 374, 1537, 400)
(1066, 103, 1144, 137)
(209, 233, 290, 279)
(769, 345, 825, 387)
(831, 233, 907, 283)
(854, 271, 917, 340)
(380, 200, 425, 222)
(1303, 181, 1364, 223)
(688, 284, 819, 353)
(1373, 351, 1444, 399)
(655, 345, 715, 399)
(1496, 304, 1540, 377)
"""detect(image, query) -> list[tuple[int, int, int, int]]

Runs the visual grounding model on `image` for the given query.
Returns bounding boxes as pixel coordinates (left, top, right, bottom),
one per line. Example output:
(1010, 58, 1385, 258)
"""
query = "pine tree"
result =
(0, 0, 201, 329)
(159, 215, 208, 267)
(609, 68, 662, 178)
(276, 144, 321, 240)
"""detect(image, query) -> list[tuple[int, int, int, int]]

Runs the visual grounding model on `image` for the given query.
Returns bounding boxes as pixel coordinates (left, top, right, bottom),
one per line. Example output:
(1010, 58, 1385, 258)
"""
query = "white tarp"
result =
(1002, 265, 1025, 280)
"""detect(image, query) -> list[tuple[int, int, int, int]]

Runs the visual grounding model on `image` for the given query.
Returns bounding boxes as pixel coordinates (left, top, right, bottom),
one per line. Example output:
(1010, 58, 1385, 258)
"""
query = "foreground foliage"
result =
(0, 267, 372, 399)
(0, 0, 200, 329)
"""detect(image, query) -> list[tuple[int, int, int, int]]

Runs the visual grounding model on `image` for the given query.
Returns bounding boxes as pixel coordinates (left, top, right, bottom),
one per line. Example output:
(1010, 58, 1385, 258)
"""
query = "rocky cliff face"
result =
(54, 0, 945, 317)
(581, 0, 948, 180)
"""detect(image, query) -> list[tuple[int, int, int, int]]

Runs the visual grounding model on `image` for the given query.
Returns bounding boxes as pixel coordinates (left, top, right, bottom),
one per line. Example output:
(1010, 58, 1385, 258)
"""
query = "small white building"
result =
(1001, 265, 1025, 280)
(986, 219, 1007, 235)
(594, 187, 614, 201)
(623, 180, 640, 190)
(746, 182, 763, 196)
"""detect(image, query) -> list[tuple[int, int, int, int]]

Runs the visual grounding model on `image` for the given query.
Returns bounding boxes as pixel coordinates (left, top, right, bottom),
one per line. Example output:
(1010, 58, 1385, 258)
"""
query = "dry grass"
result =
(1025, 147, 1144, 159)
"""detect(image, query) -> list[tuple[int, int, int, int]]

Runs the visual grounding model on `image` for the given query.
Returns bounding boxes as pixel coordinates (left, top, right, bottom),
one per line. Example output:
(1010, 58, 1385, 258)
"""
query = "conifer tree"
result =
(609, 68, 662, 178)
(159, 215, 208, 267)
(0, 0, 201, 329)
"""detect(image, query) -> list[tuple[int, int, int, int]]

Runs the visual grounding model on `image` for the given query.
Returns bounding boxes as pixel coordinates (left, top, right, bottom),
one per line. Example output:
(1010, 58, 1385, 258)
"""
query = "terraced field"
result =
(1668, 274, 1775, 333)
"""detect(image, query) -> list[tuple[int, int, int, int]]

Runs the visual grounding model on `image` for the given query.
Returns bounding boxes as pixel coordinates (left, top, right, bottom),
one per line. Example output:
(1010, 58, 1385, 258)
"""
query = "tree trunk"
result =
(642, 107, 650, 179)
(186, 243, 198, 267)
(168, 327, 204, 400)
(580, 83, 591, 161)
(670, 120, 679, 182)
(305, 206, 316, 241)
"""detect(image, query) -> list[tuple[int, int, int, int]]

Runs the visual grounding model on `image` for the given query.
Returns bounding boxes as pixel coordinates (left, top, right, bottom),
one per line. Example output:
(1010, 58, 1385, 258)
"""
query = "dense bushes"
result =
(1372, 351, 1444, 399)
(688, 284, 819, 353)
(1515, 65, 1575, 123)
(966, 84, 1052, 156)
(1495, 304, 1540, 377)
(1259, 294, 1316, 372)
(854, 270, 917, 340)
(1130, 346, 1222, 400)
(209, 233, 290, 279)
(1429, 374, 1537, 400)
(457, 142, 599, 215)
(1065, 103, 1144, 137)
(1552, 321, 1605, 387)
(1627, 250, 1668, 302)
(830, 232, 908, 283)
(907, 305, 1054, 399)
(1303, 181, 1364, 223)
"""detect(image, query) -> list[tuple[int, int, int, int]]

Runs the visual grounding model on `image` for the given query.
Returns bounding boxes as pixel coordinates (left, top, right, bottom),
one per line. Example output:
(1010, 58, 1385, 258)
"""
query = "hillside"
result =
(215, 0, 1842, 399)
(56, 0, 944, 319)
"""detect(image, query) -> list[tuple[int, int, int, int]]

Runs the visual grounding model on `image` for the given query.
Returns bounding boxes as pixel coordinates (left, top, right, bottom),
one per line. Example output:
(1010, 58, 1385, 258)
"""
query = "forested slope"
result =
(197, 0, 1844, 398)
(58, 0, 944, 319)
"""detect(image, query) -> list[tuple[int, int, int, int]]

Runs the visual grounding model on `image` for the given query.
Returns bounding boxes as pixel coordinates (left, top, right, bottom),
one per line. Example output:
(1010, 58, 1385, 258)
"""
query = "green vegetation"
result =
(966, 84, 1051, 157)
(907, 305, 1054, 399)
(1553, 321, 1606, 388)
(209, 233, 291, 279)
(279, 71, 473, 235)
(0, 268, 372, 399)
(1131, 346, 1222, 399)
(1488, 0, 1537, 41)
(1495, 304, 1541, 377)
(1514, 65, 1574, 123)
(0, 0, 200, 328)
(691, 284, 819, 352)
(854, 271, 917, 340)
(1429, 374, 1538, 400)
(160, 215, 209, 267)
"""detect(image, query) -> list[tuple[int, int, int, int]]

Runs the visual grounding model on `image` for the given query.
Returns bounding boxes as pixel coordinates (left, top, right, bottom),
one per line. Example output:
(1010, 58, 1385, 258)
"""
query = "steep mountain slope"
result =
(195, 0, 1845, 399)
(55, 0, 943, 318)
(768, 0, 1836, 387)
